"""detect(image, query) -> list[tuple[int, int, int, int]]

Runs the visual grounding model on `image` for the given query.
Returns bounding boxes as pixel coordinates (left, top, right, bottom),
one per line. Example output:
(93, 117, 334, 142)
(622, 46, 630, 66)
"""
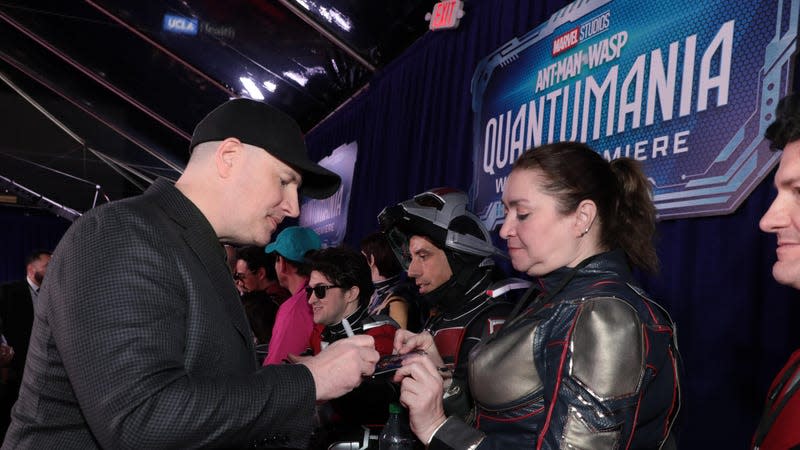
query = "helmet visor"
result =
(384, 226, 412, 270)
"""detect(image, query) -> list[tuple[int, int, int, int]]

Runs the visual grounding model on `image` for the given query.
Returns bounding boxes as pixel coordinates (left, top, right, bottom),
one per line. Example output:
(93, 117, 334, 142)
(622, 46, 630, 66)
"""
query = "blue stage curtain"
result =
(0, 207, 70, 283)
(306, 0, 800, 448)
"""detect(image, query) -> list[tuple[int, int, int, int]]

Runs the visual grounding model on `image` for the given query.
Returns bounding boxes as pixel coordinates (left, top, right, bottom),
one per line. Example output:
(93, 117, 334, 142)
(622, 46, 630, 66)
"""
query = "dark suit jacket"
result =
(0, 280, 34, 381)
(3, 179, 316, 449)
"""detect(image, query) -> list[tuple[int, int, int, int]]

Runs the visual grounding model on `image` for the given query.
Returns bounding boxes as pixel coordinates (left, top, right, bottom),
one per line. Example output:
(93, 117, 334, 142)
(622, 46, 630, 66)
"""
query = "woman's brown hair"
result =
(512, 142, 658, 272)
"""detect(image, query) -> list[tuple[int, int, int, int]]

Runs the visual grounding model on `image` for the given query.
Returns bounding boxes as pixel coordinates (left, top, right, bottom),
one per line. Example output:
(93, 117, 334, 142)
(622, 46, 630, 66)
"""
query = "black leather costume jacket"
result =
(425, 269, 514, 421)
(430, 250, 681, 450)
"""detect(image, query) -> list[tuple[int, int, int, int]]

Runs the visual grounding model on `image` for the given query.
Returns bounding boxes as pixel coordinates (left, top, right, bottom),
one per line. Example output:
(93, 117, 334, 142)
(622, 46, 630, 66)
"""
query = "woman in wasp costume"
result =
(393, 143, 682, 450)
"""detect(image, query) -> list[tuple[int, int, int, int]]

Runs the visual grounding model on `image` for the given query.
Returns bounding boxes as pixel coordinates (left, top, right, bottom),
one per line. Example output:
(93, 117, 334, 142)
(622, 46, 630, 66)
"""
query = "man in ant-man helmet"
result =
(379, 188, 526, 421)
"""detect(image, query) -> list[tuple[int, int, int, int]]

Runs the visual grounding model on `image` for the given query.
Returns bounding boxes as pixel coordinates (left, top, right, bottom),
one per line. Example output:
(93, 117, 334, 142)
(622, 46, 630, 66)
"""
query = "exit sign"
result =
(426, 0, 465, 31)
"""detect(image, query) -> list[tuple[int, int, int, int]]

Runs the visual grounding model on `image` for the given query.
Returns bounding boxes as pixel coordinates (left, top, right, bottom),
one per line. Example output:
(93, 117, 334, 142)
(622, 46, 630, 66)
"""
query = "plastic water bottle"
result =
(378, 403, 419, 450)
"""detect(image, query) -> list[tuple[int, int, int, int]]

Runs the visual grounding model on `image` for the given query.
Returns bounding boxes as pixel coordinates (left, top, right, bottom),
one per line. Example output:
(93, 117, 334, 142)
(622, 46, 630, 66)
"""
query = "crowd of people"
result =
(0, 94, 798, 449)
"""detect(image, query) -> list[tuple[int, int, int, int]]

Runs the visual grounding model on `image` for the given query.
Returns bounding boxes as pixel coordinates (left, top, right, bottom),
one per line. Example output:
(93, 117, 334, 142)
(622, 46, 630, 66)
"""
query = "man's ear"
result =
(574, 199, 598, 236)
(345, 286, 360, 304)
(215, 138, 243, 178)
(256, 267, 267, 280)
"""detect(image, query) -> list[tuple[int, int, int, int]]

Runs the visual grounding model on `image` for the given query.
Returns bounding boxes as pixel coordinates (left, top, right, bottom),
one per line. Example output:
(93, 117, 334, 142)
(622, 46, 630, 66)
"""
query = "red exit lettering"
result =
(428, 0, 463, 31)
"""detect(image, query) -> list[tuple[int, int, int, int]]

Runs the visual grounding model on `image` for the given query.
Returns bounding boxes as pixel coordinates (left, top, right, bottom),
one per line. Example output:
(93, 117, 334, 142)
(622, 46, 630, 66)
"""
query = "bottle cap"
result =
(389, 402, 403, 414)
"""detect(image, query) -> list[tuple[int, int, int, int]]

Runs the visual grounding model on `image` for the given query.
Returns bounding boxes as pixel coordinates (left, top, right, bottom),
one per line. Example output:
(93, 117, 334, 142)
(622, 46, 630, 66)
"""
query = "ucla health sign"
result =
(162, 14, 198, 35)
(471, 0, 798, 226)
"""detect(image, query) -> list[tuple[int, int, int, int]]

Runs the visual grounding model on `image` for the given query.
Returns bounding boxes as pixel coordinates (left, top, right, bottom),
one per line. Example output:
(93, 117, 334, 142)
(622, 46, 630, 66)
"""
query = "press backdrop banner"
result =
(471, 0, 799, 227)
(300, 142, 357, 246)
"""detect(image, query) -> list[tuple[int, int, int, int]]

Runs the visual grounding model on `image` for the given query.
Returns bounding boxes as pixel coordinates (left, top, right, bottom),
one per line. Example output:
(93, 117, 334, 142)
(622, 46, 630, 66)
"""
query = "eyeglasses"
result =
(233, 270, 254, 281)
(305, 284, 342, 299)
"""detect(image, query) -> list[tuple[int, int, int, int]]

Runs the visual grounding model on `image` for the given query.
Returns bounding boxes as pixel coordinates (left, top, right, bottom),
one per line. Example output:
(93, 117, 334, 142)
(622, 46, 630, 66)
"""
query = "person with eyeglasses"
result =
(234, 247, 289, 363)
(234, 246, 289, 300)
(304, 246, 398, 357)
(2, 99, 380, 450)
(302, 246, 400, 448)
(262, 226, 323, 366)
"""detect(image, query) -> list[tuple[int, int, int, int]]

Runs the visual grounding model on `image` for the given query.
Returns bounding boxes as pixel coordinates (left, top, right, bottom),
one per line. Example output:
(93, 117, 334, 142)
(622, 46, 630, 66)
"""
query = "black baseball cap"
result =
(190, 98, 341, 199)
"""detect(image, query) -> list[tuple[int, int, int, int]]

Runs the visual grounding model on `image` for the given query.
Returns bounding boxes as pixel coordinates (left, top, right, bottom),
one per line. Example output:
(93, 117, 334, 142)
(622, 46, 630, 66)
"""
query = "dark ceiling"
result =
(0, 0, 432, 218)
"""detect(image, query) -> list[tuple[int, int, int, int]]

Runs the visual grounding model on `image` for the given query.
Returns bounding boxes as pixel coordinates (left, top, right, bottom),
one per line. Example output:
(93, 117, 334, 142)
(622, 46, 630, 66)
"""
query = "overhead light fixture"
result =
(239, 77, 264, 100)
(293, 0, 311, 10)
(263, 80, 277, 92)
(283, 71, 308, 87)
(318, 7, 352, 32)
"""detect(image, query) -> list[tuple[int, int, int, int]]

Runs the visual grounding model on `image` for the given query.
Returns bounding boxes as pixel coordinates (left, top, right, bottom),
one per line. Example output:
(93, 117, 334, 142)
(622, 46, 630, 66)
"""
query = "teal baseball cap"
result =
(265, 226, 321, 262)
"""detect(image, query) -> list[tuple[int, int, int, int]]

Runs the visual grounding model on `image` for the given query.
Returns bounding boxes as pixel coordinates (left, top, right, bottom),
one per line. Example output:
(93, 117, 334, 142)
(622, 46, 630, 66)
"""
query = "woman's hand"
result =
(394, 353, 447, 444)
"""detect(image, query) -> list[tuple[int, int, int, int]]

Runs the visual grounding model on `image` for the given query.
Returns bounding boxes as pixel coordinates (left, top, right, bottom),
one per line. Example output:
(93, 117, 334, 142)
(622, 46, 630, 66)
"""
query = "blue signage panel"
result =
(471, 0, 798, 226)
(300, 142, 357, 247)
(163, 14, 198, 35)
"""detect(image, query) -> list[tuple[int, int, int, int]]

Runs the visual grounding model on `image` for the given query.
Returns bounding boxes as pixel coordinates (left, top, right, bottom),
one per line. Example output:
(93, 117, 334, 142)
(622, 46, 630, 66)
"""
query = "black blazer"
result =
(3, 179, 316, 449)
(0, 280, 34, 380)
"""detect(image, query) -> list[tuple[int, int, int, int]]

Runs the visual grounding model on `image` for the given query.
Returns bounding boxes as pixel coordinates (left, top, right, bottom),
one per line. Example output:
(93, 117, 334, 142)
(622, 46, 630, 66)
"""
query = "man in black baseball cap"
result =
(190, 98, 340, 199)
(180, 98, 341, 245)
(3, 98, 376, 450)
